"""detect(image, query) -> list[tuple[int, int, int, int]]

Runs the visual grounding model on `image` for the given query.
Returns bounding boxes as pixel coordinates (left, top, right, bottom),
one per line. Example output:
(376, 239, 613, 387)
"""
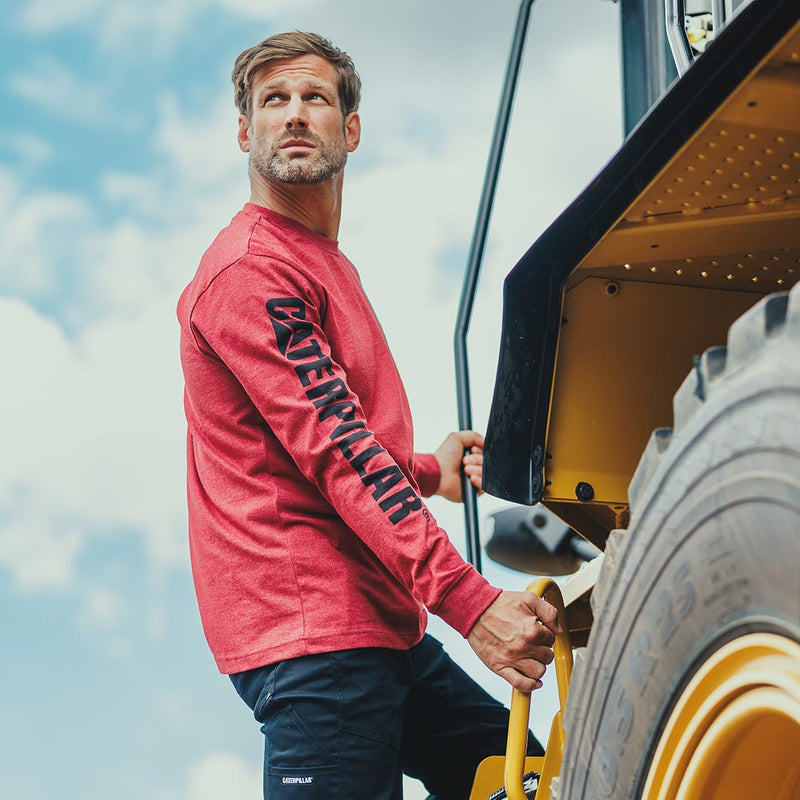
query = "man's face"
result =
(238, 54, 360, 185)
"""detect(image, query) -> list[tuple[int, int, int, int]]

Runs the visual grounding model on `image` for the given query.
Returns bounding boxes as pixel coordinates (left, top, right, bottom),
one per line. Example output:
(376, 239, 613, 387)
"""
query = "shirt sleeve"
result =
(189, 257, 499, 636)
(413, 453, 441, 498)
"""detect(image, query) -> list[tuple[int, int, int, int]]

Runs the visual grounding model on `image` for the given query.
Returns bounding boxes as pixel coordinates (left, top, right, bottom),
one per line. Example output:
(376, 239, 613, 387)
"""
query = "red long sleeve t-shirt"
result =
(178, 204, 499, 673)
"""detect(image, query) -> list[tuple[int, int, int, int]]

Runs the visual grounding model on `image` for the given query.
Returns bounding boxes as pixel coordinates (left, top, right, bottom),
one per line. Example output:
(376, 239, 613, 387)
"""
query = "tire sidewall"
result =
(558, 335, 800, 799)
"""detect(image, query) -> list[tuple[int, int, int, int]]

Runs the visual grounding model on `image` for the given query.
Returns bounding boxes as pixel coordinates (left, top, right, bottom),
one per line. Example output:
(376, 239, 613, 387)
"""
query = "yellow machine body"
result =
(542, 18, 800, 544)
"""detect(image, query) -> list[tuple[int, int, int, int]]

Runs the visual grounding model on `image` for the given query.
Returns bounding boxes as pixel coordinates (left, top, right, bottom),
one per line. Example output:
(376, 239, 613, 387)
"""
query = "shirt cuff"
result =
(431, 569, 502, 638)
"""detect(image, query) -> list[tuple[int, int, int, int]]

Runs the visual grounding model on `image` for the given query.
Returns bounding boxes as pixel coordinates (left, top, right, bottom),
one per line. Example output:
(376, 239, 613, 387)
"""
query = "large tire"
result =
(553, 284, 800, 800)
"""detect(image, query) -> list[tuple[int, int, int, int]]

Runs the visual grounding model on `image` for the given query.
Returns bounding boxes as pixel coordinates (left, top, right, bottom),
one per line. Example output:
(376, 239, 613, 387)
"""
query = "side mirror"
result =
(485, 505, 600, 576)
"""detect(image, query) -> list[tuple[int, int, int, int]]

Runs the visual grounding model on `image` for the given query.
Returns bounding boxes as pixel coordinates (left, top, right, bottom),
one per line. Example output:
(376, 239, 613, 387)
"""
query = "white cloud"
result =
(16, 0, 317, 57)
(8, 56, 112, 126)
(0, 176, 92, 299)
(0, 133, 54, 170)
(185, 752, 262, 800)
(208, 0, 317, 19)
(0, 292, 187, 592)
(80, 583, 126, 627)
(16, 0, 104, 33)
(0, 84, 252, 598)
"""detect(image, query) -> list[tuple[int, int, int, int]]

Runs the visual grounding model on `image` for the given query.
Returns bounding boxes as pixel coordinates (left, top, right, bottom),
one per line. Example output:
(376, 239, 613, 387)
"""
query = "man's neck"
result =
(248, 171, 343, 240)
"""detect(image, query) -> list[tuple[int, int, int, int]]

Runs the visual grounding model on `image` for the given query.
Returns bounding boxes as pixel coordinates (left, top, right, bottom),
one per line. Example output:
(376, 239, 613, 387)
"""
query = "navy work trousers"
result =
(230, 634, 543, 799)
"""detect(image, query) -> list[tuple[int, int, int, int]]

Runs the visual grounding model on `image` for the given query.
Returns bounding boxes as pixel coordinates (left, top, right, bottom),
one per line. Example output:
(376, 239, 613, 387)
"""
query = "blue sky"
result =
(0, 1, 622, 797)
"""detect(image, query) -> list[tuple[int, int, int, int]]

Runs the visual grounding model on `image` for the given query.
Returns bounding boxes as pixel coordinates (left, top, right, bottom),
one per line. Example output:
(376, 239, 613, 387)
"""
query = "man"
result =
(178, 31, 561, 799)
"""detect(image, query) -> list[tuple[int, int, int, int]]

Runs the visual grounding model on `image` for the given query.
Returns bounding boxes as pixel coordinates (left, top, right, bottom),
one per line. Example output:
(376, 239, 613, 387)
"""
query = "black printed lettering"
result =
(287, 339, 325, 361)
(266, 298, 305, 320)
(330, 421, 365, 439)
(362, 466, 404, 500)
(379, 487, 422, 524)
(295, 356, 334, 387)
(335, 429, 372, 459)
(266, 298, 314, 355)
(266, 296, 425, 526)
(350, 445, 385, 476)
(318, 401, 357, 423)
(306, 378, 348, 409)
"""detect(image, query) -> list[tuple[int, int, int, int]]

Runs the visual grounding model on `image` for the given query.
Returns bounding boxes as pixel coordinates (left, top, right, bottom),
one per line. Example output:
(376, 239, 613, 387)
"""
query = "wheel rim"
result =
(642, 632, 800, 800)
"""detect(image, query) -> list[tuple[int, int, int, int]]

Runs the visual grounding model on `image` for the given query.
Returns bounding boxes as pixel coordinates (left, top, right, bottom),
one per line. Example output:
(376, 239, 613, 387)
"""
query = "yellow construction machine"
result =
(455, 1, 800, 797)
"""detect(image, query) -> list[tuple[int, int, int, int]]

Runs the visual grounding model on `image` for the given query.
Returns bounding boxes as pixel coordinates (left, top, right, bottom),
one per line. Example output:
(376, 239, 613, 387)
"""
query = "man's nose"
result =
(285, 96, 308, 129)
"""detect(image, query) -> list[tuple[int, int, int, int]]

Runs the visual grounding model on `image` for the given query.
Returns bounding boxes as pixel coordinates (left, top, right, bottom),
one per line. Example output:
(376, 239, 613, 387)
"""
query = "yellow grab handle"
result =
(503, 578, 573, 800)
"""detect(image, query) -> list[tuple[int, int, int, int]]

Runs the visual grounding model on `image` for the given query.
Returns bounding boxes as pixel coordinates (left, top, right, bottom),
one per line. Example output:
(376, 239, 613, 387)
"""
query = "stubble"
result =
(250, 130, 348, 185)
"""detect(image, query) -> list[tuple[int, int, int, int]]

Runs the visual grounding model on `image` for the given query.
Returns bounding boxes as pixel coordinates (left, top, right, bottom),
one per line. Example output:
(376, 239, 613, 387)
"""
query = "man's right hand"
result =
(466, 590, 563, 692)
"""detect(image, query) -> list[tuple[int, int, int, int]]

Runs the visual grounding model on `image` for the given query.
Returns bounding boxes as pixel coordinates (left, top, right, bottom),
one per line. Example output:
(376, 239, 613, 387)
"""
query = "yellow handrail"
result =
(503, 578, 573, 800)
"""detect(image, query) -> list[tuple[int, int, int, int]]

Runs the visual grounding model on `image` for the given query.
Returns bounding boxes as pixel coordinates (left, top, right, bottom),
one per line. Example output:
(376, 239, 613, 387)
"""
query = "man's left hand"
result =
(433, 430, 484, 503)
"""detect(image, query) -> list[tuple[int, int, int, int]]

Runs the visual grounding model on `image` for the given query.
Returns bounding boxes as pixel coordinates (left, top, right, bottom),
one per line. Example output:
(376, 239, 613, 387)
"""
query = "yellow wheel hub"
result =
(643, 632, 800, 800)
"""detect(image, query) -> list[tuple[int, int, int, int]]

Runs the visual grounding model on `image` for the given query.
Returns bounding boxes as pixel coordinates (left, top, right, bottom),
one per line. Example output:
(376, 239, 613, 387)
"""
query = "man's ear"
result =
(237, 115, 251, 153)
(345, 112, 361, 153)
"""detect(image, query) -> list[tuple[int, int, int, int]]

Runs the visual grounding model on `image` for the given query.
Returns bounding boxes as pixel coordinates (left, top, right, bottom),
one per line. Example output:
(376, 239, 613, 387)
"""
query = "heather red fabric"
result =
(178, 204, 499, 673)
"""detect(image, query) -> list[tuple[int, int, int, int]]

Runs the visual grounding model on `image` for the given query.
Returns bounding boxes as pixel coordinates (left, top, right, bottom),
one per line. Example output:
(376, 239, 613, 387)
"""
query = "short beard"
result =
(250, 131, 348, 185)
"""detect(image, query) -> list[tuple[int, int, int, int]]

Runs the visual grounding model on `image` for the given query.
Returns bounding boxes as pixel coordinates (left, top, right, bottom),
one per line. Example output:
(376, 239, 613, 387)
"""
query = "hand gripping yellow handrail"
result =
(503, 577, 573, 800)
